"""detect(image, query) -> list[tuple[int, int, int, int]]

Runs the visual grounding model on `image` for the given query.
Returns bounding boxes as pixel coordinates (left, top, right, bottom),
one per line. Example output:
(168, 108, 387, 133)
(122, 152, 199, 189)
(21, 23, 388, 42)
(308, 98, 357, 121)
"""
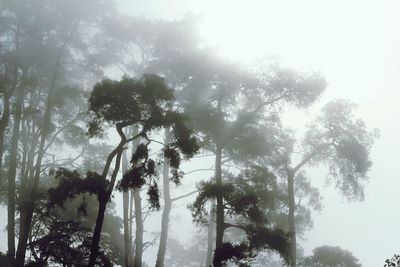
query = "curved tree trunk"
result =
(88, 141, 124, 267)
(155, 128, 171, 267)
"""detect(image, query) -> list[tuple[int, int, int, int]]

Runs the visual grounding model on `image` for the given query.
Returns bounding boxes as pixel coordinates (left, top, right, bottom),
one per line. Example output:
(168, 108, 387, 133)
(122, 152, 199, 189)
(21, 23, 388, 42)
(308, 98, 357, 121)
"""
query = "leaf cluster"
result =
(48, 168, 109, 211)
(87, 74, 174, 136)
(190, 166, 290, 264)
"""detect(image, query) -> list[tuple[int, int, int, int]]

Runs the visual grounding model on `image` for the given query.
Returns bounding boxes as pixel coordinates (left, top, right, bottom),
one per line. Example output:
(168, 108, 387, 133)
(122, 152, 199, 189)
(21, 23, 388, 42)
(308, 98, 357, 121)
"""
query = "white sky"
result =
(116, 1, 400, 266)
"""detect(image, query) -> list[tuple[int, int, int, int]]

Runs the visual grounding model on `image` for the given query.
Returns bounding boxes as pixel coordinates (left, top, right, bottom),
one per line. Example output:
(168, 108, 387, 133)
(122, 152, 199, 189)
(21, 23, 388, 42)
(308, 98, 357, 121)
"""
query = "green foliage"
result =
(88, 74, 174, 136)
(190, 166, 290, 264)
(147, 182, 160, 210)
(213, 243, 248, 266)
(29, 173, 124, 267)
(88, 73, 199, 211)
(299, 246, 362, 267)
(48, 168, 109, 210)
(246, 59, 327, 109)
(302, 99, 378, 200)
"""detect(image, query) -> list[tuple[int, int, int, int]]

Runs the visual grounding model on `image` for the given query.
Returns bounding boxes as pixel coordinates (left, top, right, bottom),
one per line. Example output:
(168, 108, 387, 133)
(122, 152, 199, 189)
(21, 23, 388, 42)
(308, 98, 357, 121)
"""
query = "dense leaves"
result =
(88, 74, 174, 136)
(48, 168, 109, 209)
(301, 99, 378, 201)
(190, 166, 290, 264)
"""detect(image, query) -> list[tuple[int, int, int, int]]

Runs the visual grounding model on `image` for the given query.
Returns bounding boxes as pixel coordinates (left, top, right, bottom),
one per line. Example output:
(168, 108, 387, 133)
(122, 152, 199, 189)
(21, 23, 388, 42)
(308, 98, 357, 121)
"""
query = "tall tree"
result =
(182, 57, 326, 266)
(0, 0, 122, 264)
(191, 165, 291, 266)
(280, 99, 377, 267)
(104, 16, 205, 266)
(49, 74, 198, 267)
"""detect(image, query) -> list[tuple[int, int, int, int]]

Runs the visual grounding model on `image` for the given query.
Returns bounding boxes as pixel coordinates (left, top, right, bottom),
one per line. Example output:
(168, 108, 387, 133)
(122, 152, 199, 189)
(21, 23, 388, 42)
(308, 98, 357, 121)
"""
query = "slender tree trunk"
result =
(0, 91, 11, 185)
(18, 116, 28, 189)
(205, 201, 215, 267)
(287, 170, 297, 267)
(213, 145, 224, 267)
(88, 141, 124, 267)
(1, 17, 20, 192)
(122, 135, 131, 267)
(88, 198, 108, 267)
(7, 70, 26, 257)
(122, 176, 131, 267)
(155, 128, 171, 267)
(133, 188, 143, 267)
(129, 188, 135, 264)
(123, 190, 130, 266)
(21, 120, 37, 195)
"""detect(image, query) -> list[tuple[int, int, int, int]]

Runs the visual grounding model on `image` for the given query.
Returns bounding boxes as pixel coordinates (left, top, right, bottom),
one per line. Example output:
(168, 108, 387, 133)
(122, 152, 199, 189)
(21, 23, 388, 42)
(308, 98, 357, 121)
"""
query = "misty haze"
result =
(0, 1, 398, 266)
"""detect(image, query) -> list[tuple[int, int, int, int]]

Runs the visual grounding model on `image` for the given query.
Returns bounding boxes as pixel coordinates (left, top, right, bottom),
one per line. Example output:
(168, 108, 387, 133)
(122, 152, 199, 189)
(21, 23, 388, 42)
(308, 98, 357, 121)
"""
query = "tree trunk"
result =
(205, 201, 215, 267)
(7, 70, 26, 257)
(0, 91, 11, 186)
(88, 198, 108, 267)
(122, 140, 131, 267)
(287, 170, 297, 267)
(0, 17, 20, 193)
(213, 145, 224, 267)
(88, 138, 125, 267)
(18, 116, 29, 191)
(133, 188, 143, 267)
(123, 190, 130, 266)
(155, 128, 171, 267)
(129, 188, 135, 264)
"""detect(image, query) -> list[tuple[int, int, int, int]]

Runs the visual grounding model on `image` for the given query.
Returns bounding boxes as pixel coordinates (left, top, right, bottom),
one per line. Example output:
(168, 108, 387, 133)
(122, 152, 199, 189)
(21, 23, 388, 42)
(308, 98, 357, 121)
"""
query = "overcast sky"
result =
(115, 1, 400, 266)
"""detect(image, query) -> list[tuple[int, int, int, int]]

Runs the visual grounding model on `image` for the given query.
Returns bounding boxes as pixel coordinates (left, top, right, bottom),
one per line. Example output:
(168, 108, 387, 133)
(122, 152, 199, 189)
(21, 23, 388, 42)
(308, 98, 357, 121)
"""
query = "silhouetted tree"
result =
(180, 56, 326, 266)
(0, 0, 122, 264)
(191, 165, 291, 266)
(48, 74, 198, 267)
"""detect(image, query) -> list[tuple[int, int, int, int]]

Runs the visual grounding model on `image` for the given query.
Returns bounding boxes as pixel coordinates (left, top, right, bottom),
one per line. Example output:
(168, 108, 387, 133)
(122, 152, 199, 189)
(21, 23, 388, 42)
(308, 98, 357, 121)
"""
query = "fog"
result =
(0, 1, 399, 266)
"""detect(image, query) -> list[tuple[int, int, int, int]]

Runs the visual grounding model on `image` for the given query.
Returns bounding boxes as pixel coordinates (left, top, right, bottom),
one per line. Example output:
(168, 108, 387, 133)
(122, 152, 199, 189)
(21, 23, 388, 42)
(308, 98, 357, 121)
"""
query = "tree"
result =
(30, 191, 124, 267)
(180, 56, 326, 266)
(191, 165, 291, 266)
(102, 15, 205, 267)
(279, 99, 377, 267)
(299, 246, 362, 267)
(49, 74, 198, 267)
(0, 0, 122, 264)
